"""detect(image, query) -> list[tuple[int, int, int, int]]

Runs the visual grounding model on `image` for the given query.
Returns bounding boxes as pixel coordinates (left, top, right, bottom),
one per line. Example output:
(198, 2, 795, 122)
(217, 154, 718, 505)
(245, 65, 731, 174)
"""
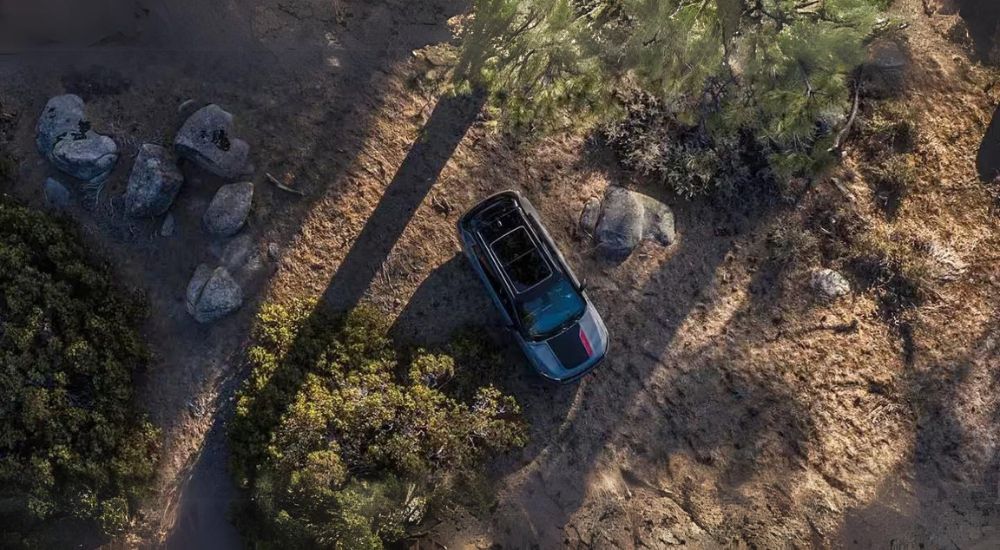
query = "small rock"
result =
(125, 144, 185, 217)
(36, 94, 87, 155)
(175, 105, 252, 179)
(160, 213, 176, 237)
(811, 268, 851, 300)
(43, 178, 71, 209)
(593, 187, 675, 261)
(267, 242, 281, 261)
(579, 197, 600, 236)
(861, 40, 908, 98)
(185, 264, 243, 323)
(203, 182, 254, 236)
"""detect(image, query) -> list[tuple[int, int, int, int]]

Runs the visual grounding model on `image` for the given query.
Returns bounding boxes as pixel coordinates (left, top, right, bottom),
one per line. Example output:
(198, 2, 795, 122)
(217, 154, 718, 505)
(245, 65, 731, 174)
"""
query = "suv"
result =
(458, 190, 609, 382)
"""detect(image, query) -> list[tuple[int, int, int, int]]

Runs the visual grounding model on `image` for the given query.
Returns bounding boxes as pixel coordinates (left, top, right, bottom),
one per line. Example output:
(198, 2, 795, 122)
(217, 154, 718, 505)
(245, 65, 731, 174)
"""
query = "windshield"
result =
(517, 277, 586, 340)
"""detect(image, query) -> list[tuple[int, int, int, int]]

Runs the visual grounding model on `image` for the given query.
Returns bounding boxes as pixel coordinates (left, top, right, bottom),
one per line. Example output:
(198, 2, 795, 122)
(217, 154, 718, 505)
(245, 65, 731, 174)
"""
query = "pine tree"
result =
(459, 0, 889, 193)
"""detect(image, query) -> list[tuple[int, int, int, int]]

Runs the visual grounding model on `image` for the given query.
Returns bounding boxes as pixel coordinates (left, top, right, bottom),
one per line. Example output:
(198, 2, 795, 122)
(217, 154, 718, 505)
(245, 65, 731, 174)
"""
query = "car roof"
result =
(466, 195, 559, 296)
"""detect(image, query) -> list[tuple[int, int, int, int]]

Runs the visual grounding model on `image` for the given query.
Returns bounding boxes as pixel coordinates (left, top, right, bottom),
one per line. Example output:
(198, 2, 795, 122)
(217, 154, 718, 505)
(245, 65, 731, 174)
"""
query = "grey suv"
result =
(458, 191, 609, 383)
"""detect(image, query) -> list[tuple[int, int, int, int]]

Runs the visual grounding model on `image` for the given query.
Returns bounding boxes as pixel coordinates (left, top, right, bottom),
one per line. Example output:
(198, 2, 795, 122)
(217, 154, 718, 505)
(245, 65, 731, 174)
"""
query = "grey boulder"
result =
(37, 94, 119, 183)
(36, 94, 86, 155)
(43, 178, 71, 209)
(125, 144, 185, 217)
(50, 133, 119, 182)
(175, 105, 252, 179)
(592, 187, 676, 261)
(185, 264, 243, 323)
(203, 182, 254, 236)
(811, 268, 851, 300)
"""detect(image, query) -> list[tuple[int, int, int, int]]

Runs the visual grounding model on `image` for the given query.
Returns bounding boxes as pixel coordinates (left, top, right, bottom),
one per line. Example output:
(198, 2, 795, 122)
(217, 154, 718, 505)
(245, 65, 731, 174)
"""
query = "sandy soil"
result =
(1, 0, 999, 548)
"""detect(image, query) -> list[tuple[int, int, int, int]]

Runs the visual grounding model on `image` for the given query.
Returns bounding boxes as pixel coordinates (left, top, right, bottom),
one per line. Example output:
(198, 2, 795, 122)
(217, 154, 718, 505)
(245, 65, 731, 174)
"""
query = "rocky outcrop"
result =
(811, 268, 851, 300)
(584, 187, 676, 261)
(36, 94, 119, 182)
(203, 182, 254, 236)
(125, 144, 185, 217)
(185, 264, 243, 323)
(175, 105, 252, 179)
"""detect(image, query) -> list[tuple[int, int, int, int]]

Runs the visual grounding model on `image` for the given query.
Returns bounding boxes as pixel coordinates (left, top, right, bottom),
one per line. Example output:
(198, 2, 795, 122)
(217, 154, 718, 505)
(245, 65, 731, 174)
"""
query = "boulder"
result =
(50, 133, 119, 182)
(36, 94, 87, 155)
(579, 197, 601, 236)
(125, 144, 185, 217)
(37, 94, 119, 183)
(43, 178, 71, 209)
(175, 105, 252, 179)
(811, 268, 851, 300)
(185, 264, 243, 323)
(592, 187, 675, 261)
(203, 182, 254, 236)
(861, 40, 908, 98)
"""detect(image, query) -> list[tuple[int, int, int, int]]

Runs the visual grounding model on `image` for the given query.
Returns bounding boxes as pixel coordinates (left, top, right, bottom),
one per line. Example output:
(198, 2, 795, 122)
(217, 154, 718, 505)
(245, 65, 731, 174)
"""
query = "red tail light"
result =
(579, 327, 593, 357)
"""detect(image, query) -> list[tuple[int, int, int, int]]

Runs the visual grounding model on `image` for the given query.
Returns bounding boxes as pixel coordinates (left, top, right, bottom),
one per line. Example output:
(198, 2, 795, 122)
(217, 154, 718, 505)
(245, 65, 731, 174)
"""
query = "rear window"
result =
(491, 227, 551, 292)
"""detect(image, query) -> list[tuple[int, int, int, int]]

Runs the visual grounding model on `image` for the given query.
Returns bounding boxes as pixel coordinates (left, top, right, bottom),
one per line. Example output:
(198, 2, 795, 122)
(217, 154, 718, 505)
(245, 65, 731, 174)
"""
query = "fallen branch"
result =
(829, 81, 861, 154)
(265, 172, 306, 196)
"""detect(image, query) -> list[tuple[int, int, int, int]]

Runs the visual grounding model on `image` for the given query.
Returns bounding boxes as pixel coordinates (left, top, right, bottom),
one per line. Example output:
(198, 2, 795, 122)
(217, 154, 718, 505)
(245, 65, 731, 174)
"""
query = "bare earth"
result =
(1, 0, 999, 548)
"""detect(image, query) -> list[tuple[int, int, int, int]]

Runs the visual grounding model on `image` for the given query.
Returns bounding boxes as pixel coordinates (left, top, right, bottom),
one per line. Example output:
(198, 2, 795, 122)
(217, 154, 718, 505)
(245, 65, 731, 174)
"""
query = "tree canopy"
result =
(459, 0, 889, 193)
(228, 302, 527, 549)
(0, 202, 159, 547)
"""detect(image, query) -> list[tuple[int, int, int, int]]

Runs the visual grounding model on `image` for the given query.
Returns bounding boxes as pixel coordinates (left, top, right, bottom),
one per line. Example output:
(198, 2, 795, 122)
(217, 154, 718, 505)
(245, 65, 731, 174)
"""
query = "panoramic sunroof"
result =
(491, 227, 551, 292)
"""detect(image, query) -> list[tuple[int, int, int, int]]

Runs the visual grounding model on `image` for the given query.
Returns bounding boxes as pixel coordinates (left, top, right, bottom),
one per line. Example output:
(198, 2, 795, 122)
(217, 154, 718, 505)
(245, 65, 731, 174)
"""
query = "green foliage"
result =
(229, 301, 527, 549)
(460, 0, 888, 194)
(0, 202, 159, 547)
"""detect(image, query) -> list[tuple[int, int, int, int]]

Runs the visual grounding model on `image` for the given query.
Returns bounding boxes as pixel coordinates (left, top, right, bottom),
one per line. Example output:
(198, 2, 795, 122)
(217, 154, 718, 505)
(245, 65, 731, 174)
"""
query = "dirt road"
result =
(1, 0, 999, 548)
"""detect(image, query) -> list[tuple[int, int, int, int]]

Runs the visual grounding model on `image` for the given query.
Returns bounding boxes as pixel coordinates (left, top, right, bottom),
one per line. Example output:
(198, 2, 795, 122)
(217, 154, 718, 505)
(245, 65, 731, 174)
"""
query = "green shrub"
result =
(229, 301, 527, 549)
(0, 201, 159, 547)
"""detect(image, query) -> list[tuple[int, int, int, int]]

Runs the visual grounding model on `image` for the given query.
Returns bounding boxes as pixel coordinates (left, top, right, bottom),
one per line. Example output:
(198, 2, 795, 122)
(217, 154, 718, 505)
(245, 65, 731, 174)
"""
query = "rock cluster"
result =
(580, 187, 676, 261)
(35, 97, 259, 324)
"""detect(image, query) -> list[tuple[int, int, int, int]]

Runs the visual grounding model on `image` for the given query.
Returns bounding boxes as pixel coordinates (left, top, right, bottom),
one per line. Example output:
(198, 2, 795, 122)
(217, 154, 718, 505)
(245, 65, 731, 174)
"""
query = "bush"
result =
(229, 301, 527, 549)
(0, 202, 159, 547)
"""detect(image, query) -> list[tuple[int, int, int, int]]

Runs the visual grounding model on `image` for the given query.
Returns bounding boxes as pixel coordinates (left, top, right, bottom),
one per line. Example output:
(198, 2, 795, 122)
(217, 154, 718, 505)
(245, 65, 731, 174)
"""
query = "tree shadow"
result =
(319, 92, 485, 312)
(957, 1, 1000, 65)
(977, 105, 1000, 183)
(837, 318, 1000, 548)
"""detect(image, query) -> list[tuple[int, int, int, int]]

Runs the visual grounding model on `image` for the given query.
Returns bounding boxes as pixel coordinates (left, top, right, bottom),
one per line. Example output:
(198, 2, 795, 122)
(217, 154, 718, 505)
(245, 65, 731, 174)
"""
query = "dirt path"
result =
(1, 0, 999, 548)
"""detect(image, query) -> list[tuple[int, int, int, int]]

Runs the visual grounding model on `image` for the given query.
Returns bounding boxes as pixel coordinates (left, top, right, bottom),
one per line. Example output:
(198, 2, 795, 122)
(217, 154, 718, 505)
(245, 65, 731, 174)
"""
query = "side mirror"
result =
(579, 279, 589, 292)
